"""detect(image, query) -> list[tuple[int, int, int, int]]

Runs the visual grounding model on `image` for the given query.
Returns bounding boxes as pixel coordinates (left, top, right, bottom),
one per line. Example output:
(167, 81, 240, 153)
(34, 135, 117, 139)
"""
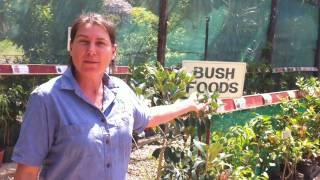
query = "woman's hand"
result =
(146, 93, 210, 128)
(14, 163, 40, 180)
(184, 92, 209, 113)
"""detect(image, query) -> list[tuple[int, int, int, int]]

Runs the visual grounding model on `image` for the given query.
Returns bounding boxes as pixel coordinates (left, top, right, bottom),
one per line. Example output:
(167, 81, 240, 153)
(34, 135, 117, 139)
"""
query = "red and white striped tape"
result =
(1, 64, 317, 75)
(0, 64, 305, 113)
(272, 67, 318, 73)
(217, 90, 303, 113)
(0, 64, 129, 75)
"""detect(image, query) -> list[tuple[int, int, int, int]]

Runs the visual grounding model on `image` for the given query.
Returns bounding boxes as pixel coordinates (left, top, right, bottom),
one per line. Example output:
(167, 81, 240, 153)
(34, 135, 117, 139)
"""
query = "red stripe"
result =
(244, 95, 264, 108)
(271, 92, 289, 103)
(0, 64, 129, 75)
(0, 65, 308, 113)
(114, 66, 129, 74)
(0, 64, 13, 74)
(217, 90, 304, 113)
(28, 64, 57, 74)
(221, 99, 236, 111)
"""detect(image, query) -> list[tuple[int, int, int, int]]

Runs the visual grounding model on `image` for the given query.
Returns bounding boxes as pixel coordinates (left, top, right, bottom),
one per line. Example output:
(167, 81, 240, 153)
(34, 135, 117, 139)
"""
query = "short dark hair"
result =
(70, 12, 116, 44)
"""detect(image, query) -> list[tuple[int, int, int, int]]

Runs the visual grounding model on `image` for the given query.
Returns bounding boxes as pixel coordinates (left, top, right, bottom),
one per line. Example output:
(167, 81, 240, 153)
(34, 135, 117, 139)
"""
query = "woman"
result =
(13, 13, 207, 180)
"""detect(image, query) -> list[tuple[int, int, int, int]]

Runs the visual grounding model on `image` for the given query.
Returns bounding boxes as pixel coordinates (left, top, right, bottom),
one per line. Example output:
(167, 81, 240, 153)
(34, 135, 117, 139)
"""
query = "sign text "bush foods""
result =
(186, 67, 238, 93)
(182, 61, 246, 98)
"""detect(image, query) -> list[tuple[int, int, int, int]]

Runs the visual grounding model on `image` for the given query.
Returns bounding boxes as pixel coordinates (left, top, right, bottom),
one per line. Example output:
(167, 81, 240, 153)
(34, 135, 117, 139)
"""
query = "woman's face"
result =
(70, 23, 116, 78)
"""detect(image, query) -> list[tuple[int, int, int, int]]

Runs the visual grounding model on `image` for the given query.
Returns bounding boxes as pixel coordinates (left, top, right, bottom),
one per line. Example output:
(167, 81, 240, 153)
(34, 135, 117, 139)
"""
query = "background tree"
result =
(117, 7, 158, 65)
(10, 0, 53, 63)
(4, 0, 103, 64)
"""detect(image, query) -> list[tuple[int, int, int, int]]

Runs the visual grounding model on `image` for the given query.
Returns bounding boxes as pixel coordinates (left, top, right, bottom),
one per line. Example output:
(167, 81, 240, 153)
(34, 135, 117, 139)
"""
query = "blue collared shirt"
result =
(12, 68, 150, 180)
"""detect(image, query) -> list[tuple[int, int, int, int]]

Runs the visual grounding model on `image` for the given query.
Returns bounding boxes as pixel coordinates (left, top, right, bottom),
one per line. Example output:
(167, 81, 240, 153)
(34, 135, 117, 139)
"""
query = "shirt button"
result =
(106, 163, 111, 168)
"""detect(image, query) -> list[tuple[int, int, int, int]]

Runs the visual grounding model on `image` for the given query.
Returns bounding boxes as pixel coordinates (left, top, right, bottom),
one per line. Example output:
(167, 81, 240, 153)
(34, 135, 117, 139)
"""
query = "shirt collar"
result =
(60, 67, 119, 91)
(59, 67, 120, 112)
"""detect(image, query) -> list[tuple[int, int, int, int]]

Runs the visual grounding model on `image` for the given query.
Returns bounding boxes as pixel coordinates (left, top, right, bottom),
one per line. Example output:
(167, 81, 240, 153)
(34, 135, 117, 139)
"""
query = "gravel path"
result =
(128, 144, 159, 180)
(0, 162, 15, 180)
(0, 144, 160, 180)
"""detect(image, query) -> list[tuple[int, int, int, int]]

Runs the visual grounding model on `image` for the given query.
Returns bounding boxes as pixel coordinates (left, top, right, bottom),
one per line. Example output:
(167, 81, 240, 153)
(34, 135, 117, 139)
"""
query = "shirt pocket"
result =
(107, 112, 132, 129)
(107, 113, 134, 145)
(56, 123, 96, 139)
(54, 123, 103, 156)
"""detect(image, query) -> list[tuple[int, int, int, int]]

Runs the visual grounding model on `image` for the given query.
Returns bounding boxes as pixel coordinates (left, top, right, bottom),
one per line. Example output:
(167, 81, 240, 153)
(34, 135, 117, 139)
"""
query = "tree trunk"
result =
(263, 0, 278, 64)
(157, 0, 168, 66)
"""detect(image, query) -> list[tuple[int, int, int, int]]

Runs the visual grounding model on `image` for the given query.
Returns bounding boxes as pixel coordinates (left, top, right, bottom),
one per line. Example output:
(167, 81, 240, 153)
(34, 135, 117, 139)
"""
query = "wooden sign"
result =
(182, 60, 246, 98)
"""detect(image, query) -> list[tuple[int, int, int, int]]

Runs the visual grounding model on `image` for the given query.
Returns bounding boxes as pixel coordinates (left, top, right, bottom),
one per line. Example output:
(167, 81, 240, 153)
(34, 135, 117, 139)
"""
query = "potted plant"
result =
(0, 92, 10, 164)
(0, 79, 29, 163)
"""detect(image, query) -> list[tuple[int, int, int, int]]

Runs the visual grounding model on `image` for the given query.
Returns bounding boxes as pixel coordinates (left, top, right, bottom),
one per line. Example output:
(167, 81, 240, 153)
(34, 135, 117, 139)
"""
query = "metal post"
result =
(204, 17, 210, 60)
(314, 6, 320, 77)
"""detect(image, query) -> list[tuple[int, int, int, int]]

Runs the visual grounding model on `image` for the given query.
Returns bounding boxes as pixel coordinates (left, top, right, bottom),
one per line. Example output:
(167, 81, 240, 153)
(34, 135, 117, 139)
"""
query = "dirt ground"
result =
(0, 163, 15, 180)
(128, 144, 159, 180)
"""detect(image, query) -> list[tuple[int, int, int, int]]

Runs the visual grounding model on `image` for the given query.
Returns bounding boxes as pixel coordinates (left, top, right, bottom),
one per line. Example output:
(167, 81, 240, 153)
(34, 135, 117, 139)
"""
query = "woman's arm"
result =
(146, 97, 207, 128)
(14, 163, 40, 180)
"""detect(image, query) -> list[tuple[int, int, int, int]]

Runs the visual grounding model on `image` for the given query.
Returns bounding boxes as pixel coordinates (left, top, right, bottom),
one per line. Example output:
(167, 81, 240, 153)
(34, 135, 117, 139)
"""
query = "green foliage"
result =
(116, 1, 192, 66)
(130, 7, 158, 26)
(0, 76, 51, 147)
(131, 64, 320, 178)
(244, 62, 275, 94)
(0, 82, 28, 147)
(1, 0, 319, 67)
(2, 0, 104, 64)
(215, 77, 320, 178)
(296, 76, 320, 97)
(130, 62, 193, 105)
(9, 0, 54, 63)
(244, 62, 312, 95)
(130, 63, 224, 179)
(117, 7, 158, 65)
(0, 39, 24, 56)
(0, 1, 193, 66)
(0, 0, 12, 40)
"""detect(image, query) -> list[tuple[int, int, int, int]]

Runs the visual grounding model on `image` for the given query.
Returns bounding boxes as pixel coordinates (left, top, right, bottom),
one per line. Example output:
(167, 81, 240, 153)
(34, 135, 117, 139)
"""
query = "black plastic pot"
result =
(0, 148, 4, 167)
(268, 168, 281, 180)
(296, 159, 320, 180)
(268, 160, 320, 180)
(3, 146, 14, 163)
